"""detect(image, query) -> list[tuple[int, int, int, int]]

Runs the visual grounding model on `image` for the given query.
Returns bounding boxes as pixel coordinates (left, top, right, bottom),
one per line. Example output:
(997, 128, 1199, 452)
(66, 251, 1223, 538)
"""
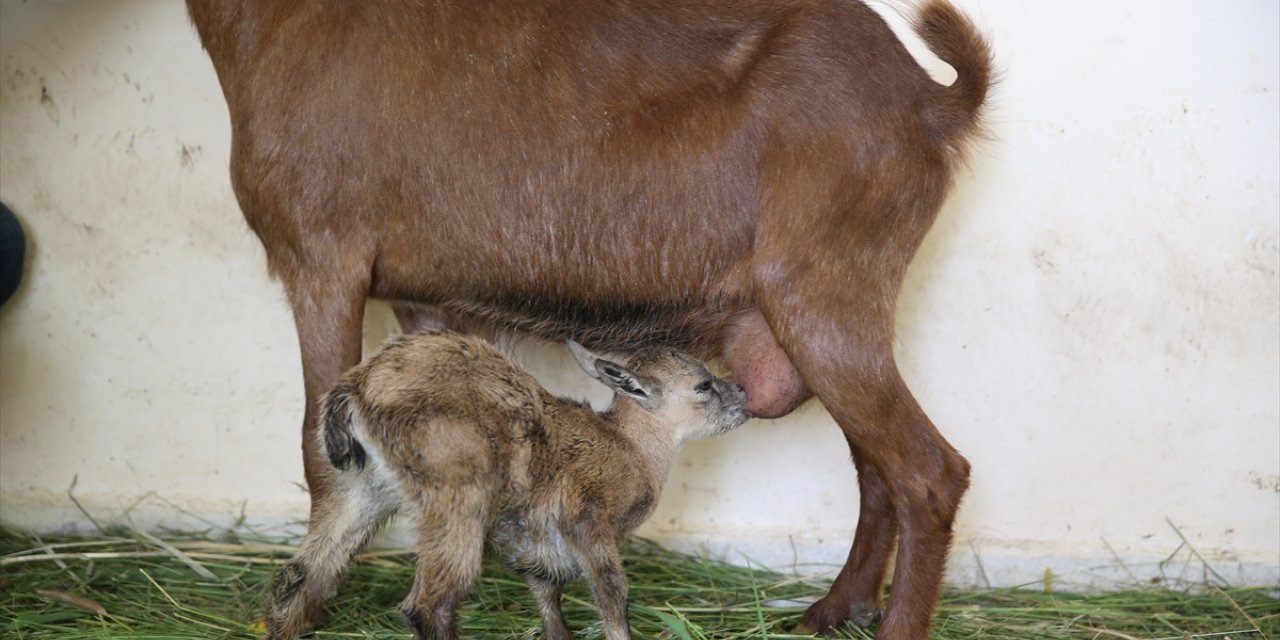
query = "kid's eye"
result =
(694, 380, 713, 394)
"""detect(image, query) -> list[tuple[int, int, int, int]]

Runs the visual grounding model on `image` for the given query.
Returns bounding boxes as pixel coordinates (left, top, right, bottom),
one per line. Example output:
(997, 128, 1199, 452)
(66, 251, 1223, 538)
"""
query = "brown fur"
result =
(266, 332, 749, 640)
(186, 1, 993, 637)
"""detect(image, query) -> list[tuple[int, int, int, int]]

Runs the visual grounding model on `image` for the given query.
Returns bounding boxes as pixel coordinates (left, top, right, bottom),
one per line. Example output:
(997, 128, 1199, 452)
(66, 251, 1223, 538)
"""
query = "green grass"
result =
(1, 528, 1275, 639)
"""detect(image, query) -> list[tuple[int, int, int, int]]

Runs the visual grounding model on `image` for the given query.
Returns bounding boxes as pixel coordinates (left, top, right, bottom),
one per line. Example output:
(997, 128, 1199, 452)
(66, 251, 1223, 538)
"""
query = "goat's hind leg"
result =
(267, 475, 396, 639)
(400, 493, 488, 640)
(800, 453, 897, 632)
(761, 287, 969, 640)
(752, 129, 971, 637)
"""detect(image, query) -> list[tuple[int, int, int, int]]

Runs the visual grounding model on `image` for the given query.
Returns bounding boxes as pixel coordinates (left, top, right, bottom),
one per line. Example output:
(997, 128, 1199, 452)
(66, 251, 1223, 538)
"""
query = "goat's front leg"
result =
(566, 528, 631, 640)
(282, 258, 372, 514)
(525, 575, 572, 640)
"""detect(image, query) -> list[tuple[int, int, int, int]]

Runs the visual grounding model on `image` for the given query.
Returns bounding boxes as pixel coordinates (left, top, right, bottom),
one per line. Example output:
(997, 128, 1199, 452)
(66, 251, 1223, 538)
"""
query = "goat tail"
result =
(321, 383, 367, 472)
(912, 0, 994, 155)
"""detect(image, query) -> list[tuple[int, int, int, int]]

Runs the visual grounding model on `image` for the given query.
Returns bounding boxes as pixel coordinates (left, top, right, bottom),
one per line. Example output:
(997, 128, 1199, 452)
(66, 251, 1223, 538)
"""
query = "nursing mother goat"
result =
(186, 1, 993, 637)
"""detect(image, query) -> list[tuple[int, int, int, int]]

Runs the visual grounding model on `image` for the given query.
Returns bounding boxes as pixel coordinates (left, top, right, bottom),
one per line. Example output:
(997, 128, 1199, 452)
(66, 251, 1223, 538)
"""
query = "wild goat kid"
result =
(267, 332, 751, 640)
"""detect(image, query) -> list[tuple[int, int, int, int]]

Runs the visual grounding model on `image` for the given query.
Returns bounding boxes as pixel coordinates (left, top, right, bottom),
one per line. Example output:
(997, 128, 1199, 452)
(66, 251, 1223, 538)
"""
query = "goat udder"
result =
(723, 311, 810, 419)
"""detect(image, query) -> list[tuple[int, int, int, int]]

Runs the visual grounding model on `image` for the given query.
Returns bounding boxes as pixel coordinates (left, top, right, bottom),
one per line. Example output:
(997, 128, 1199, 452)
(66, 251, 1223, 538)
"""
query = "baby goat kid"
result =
(267, 332, 750, 640)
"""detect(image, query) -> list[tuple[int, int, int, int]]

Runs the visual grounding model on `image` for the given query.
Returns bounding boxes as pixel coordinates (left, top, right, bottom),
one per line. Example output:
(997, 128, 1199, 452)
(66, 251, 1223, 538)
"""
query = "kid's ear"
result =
(594, 359, 655, 401)
(567, 340, 603, 379)
(567, 341, 658, 405)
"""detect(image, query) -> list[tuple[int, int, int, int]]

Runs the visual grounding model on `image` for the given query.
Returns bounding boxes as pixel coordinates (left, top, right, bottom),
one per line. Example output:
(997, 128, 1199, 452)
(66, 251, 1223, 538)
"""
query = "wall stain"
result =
(1031, 248, 1058, 273)
(1245, 472, 1279, 494)
(180, 143, 203, 169)
(1243, 228, 1278, 278)
(39, 84, 59, 124)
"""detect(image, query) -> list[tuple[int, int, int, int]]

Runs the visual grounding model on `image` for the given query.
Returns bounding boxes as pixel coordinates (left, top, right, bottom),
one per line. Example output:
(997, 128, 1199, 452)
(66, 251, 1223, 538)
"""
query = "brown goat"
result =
(186, 1, 992, 637)
(266, 332, 750, 640)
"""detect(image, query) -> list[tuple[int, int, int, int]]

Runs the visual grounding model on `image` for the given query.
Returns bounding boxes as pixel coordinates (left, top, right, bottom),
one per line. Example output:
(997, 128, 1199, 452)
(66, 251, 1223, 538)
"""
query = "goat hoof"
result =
(796, 597, 882, 635)
(849, 603, 883, 627)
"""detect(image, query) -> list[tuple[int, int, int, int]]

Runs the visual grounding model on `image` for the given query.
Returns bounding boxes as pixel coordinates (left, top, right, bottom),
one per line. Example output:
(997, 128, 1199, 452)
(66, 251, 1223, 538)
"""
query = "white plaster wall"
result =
(1, 0, 1276, 588)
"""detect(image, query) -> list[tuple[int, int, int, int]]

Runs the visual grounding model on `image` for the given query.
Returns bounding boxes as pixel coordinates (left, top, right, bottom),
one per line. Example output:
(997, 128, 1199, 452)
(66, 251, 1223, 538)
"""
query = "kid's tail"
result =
(322, 383, 367, 471)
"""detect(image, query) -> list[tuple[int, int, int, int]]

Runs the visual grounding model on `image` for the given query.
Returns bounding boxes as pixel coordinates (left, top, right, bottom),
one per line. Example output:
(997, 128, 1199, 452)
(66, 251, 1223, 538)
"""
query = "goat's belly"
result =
(443, 292, 745, 356)
(491, 514, 581, 583)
